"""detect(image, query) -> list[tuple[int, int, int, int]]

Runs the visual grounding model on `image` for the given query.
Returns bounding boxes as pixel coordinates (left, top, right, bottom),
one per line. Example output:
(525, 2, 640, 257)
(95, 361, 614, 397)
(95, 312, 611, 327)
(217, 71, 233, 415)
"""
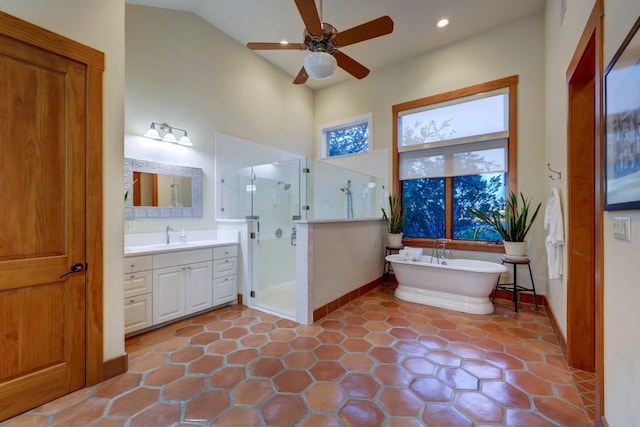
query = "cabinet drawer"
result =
(214, 245, 238, 259)
(124, 255, 152, 273)
(124, 293, 152, 334)
(153, 248, 213, 269)
(214, 257, 237, 277)
(124, 270, 152, 298)
(214, 275, 237, 305)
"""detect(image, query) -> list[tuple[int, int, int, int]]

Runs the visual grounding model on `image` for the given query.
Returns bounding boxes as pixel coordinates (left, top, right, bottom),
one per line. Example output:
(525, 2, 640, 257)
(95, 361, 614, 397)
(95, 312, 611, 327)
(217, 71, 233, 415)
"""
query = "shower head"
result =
(277, 181, 291, 191)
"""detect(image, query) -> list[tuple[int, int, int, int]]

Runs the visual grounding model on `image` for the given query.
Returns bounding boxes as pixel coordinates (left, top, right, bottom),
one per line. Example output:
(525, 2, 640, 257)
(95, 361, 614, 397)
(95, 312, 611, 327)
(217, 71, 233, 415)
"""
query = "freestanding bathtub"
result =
(386, 254, 507, 314)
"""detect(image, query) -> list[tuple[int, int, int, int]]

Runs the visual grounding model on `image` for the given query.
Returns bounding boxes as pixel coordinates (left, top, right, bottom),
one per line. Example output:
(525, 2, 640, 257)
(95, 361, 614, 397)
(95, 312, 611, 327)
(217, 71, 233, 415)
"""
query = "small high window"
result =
(321, 113, 372, 158)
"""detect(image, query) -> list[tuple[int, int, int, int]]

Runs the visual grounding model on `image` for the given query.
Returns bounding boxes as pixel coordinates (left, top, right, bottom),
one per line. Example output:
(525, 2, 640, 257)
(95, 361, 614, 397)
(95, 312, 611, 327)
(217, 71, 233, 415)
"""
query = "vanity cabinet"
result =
(152, 248, 213, 325)
(124, 243, 238, 335)
(123, 255, 153, 334)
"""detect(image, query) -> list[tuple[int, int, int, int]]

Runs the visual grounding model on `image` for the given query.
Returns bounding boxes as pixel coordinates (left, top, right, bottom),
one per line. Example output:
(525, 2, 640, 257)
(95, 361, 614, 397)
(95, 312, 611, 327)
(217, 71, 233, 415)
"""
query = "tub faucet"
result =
(431, 239, 452, 264)
(166, 225, 174, 244)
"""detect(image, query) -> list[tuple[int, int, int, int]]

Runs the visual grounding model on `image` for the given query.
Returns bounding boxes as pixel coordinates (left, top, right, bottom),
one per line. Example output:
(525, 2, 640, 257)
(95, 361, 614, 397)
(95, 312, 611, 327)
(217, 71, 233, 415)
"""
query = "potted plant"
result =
(468, 191, 541, 256)
(382, 194, 405, 247)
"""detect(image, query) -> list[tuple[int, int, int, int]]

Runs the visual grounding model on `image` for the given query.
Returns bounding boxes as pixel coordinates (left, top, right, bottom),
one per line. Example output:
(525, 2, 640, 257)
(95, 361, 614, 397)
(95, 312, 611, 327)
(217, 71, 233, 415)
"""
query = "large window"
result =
(392, 76, 518, 251)
(321, 113, 372, 158)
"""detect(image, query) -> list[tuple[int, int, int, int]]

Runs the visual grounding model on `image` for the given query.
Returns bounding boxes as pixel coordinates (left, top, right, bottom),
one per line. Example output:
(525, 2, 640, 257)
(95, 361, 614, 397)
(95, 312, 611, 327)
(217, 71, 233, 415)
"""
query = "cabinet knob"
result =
(225, 277, 229, 281)
(130, 275, 135, 279)
(130, 264, 135, 268)
(225, 259, 229, 263)
(129, 299, 135, 303)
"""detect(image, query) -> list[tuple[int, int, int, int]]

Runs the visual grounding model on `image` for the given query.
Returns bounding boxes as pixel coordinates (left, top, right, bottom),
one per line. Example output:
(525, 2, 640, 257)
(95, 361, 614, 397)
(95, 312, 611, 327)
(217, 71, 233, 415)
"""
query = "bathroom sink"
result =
(149, 242, 198, 248)
(124, 239, 224, 254)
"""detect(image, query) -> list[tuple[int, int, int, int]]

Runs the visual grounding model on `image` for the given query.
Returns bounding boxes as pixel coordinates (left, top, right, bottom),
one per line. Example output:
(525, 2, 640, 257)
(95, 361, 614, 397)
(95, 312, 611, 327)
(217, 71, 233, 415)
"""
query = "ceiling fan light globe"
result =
(303, 52, 337, 80)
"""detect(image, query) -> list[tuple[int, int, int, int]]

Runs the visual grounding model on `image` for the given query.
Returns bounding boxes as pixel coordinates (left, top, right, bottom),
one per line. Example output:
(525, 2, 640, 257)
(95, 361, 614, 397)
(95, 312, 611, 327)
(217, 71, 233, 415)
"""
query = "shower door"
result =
(249, 159, 302, 319)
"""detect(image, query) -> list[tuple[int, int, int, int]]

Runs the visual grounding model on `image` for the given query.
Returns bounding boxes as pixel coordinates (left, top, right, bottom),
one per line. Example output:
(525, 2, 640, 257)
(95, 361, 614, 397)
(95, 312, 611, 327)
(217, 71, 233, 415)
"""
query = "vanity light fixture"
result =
(143, 122, 193, 146)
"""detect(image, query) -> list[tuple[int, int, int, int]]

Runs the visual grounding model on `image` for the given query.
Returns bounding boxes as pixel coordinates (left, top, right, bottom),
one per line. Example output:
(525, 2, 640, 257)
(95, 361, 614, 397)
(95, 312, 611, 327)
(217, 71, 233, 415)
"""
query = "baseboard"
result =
(102, 353, 128, 381)
(313, 276, 382, 322)
(493, 289, 547, 307)
(544, 302, 568, 359)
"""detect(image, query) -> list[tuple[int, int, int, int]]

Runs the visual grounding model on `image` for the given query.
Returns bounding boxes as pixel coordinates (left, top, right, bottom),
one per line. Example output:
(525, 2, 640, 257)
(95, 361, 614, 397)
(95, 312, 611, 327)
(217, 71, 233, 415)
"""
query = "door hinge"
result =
(302, 168, 310, 173)
(302, 205, 310, 211)
(250, 290, 256, 297)
(250, 232, 256, 239)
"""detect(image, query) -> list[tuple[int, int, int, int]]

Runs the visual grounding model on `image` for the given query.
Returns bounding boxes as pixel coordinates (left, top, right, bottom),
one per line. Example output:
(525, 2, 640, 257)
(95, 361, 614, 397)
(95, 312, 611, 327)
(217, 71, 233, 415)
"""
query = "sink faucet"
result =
(166, 225, 174, 244)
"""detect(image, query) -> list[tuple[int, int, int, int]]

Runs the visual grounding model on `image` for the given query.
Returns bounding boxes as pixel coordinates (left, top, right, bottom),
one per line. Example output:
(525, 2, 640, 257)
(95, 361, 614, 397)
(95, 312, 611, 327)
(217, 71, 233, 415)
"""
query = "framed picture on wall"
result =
(604, 17, 640, 211)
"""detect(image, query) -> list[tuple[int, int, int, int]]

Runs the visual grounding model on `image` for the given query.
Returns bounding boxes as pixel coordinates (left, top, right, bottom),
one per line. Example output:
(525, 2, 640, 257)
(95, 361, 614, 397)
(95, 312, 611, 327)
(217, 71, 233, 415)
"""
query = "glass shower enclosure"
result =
(220, 158, 385, 319)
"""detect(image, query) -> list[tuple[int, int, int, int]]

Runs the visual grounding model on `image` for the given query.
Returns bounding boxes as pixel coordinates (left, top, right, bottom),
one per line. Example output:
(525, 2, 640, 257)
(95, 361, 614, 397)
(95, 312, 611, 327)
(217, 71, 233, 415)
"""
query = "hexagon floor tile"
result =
(1, 285, 595, 427)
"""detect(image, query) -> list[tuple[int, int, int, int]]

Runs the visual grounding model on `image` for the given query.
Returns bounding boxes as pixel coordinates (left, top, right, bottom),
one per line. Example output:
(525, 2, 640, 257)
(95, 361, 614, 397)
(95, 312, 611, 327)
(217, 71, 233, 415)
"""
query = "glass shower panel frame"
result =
(249, 159, 302, 319)
(305, 158, 385, 221)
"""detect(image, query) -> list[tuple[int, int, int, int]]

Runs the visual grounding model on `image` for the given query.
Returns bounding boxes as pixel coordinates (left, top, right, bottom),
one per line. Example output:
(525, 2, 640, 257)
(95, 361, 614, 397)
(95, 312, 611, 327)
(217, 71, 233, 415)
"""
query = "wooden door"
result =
(0, 22, 87, 420)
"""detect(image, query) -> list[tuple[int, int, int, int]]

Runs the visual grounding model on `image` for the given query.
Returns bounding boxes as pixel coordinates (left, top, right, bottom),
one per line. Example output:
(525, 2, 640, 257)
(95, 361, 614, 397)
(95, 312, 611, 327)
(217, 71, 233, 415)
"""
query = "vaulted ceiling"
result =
(126, 0, 545, 89)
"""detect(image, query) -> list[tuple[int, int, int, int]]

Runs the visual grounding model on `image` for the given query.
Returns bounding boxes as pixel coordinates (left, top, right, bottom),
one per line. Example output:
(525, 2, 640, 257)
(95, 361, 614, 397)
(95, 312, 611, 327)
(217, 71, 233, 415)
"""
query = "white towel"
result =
(544, 187, 564, 279)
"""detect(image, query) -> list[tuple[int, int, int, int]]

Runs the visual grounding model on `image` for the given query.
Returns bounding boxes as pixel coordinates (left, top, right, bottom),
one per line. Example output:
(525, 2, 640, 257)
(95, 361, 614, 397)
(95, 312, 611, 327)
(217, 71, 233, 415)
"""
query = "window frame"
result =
(392, 76, 518, 252)
(320, 113, 373, 158)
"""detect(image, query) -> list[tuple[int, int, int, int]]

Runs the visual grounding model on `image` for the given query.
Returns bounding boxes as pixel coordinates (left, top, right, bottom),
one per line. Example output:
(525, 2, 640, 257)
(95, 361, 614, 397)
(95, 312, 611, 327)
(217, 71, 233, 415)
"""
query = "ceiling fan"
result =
(246, 0, 394, 84)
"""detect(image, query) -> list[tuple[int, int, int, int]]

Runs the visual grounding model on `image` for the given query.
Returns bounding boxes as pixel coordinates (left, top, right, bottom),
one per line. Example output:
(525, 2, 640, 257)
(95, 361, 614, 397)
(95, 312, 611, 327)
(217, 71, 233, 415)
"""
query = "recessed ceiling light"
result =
(437, 18, 449, 28)
(280, 40, 289, 45)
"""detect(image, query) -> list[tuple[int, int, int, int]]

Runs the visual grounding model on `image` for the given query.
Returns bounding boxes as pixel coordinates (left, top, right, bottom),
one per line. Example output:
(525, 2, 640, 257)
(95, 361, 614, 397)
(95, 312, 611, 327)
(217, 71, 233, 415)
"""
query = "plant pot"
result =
(503, 241, 527, 257)
(387, 233, 403, 247)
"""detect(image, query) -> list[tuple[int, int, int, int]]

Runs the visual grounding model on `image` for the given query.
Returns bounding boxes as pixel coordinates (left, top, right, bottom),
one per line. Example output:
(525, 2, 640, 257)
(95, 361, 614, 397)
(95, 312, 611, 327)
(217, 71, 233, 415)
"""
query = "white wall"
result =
(314, 11, 548, 293)
(124, 5, 314, 233)
(296, 219, 386, 324)
(601, 1, 640, 425)
(0, 0, 126, 361)
(545, 0, 640, 424)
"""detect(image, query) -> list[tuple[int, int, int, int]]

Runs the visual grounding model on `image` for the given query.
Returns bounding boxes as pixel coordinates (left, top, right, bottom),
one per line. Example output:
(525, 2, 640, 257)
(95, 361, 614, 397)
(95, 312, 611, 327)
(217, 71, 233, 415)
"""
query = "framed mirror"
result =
(125, 158, 203, 219)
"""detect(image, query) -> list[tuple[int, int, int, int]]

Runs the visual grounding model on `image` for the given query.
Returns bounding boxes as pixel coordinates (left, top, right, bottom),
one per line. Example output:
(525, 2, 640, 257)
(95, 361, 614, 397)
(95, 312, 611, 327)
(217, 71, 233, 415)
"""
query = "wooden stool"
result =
(383, 245, 403, 283)
(493, 255, 538, 312)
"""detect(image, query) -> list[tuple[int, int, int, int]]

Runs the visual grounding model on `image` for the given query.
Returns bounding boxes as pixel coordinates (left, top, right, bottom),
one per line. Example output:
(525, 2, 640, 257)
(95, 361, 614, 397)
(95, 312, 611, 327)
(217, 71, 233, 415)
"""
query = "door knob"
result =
(60, 262, 84, 278)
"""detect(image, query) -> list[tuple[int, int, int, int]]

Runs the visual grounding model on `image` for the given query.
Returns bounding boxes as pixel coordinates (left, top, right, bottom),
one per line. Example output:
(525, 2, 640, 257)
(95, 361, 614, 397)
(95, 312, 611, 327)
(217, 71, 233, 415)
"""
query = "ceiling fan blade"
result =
(293, 67, 309, 84)
(334, 51, 370, 79)
(247, 42, 305, 50)
(334, 16, 394, 47)
(294, 0, 323, 37)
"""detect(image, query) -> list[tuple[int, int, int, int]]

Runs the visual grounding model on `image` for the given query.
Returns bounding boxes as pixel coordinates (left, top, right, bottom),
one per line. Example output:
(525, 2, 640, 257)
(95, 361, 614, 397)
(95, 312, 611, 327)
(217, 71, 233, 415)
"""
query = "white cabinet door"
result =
(153, 266, 186, 324)
(186, 261, 213, 314)
(124, 294, 152, 334)
(214, 275, 237, 305)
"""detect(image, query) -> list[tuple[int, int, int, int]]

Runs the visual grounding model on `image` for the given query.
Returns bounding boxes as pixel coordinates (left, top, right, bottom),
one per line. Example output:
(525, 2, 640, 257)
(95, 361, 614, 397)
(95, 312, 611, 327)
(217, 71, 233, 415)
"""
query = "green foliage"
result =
(328, 124, 368, 156)
(467, 191, 541, 242)
(124, 179, 137, 202)
(381, 194, 405, 234)
(403, 178, 445, 238)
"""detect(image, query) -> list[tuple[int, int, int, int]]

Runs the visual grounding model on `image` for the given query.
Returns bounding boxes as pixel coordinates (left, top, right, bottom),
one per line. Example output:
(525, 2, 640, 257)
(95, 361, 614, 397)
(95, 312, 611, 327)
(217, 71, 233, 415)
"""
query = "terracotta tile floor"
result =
(2, 285, 595, 427)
